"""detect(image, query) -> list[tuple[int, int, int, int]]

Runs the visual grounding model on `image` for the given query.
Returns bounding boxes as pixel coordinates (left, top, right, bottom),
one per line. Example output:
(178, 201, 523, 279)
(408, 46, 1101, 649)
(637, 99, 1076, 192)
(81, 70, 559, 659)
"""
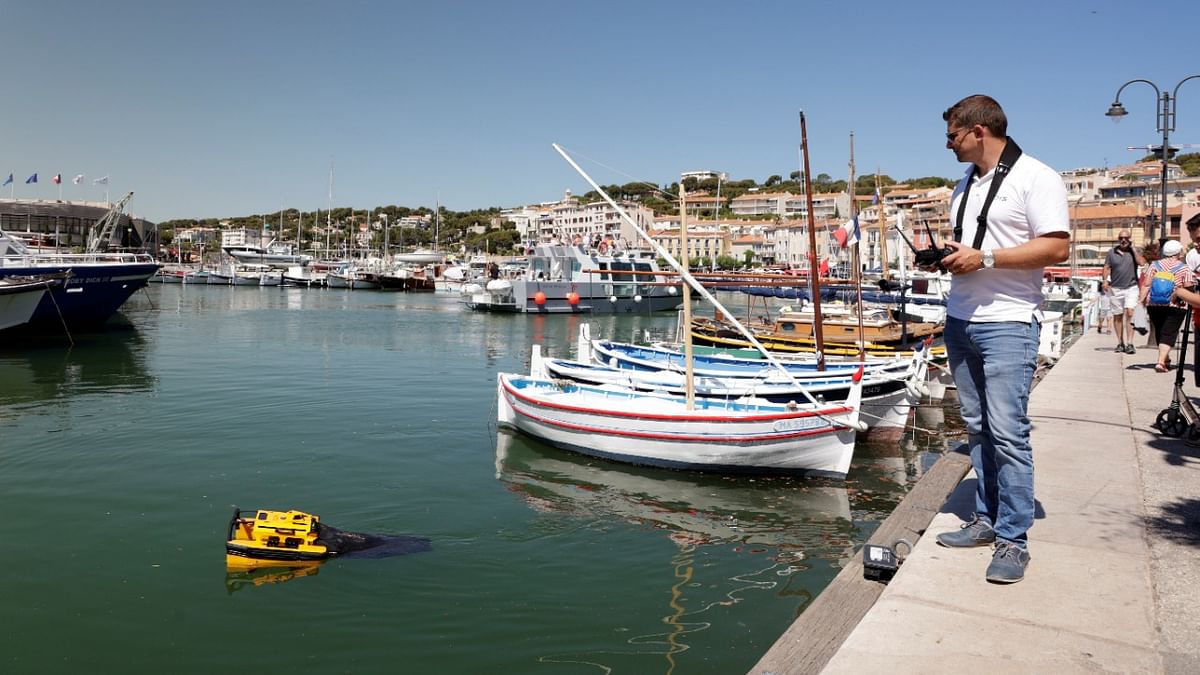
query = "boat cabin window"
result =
(594, 261, 611, 281)
(610, 261, 635, 297)
(912, 278, 929, 294)
(778, 322, 796, 333)
(634, 262, 654, 294)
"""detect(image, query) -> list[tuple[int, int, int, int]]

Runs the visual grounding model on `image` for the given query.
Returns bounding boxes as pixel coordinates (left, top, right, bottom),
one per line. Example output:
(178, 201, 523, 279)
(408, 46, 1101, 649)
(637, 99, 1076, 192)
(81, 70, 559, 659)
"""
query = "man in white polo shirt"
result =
(927, 95, 1070, 584)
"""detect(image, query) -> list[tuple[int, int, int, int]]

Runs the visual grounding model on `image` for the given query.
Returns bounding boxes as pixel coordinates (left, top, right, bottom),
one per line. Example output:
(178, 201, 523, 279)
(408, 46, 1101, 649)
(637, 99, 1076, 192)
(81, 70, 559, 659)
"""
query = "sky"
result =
(1, 0, 1198, 223)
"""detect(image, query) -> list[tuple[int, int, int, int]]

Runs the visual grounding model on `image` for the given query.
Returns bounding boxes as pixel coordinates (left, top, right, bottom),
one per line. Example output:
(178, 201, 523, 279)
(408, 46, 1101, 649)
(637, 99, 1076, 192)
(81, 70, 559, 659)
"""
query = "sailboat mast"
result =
(849, 132, 866, 360)
(876, 170, 890, 281)
(679, 180, 695, 409)
(326, 159, 333, 259)
(799, 111, 826, 371)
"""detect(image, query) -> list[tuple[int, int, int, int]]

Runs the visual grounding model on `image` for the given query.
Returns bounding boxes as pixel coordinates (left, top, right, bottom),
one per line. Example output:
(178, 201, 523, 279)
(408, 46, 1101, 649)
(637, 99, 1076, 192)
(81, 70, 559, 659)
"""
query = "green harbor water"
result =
(0, 285, 960, 674)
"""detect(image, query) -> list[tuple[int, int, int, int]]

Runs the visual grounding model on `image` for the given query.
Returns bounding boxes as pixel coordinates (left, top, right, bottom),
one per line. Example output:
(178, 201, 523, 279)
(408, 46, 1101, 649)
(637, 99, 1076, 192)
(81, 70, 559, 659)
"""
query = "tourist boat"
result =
(226, 508, 332, 570)
(223, 240, 313, 269)
(462, 242, 682, 313)
(0, 194, 160, 333)
(497, 368, 864, 476)
(0, 275, 58, 331)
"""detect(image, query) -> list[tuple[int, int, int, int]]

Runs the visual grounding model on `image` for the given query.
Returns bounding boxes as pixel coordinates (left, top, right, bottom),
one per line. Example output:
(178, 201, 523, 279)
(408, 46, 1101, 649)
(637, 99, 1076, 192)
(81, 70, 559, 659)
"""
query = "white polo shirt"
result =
(947, 152, 1069, 323)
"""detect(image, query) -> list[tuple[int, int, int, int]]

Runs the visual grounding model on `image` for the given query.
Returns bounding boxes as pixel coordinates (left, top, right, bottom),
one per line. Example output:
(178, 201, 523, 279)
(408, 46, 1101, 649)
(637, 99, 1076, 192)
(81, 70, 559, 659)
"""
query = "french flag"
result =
(52, 174, 62, 185)
(833, 215, 860, 248)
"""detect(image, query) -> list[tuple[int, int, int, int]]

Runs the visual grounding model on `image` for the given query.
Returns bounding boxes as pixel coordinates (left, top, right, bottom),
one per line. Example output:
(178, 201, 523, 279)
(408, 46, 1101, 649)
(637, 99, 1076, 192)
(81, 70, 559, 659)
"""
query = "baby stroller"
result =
(1153, 305, 1200, 440)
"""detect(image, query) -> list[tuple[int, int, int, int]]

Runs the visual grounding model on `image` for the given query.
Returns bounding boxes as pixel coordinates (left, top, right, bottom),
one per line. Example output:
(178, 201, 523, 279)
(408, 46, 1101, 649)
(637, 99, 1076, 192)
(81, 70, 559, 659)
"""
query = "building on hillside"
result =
(763, 218, 842, 270)
(730, 192, 795, 217)
(1060, 168, 1115, 202)
(1068, 200, 1150, 266)
(782, 192, 850, 220)
(220, 228, 264, 249)
(649, 226, 731, 264)
(516, 190, 655, 249)
(731, 233, 768, 266)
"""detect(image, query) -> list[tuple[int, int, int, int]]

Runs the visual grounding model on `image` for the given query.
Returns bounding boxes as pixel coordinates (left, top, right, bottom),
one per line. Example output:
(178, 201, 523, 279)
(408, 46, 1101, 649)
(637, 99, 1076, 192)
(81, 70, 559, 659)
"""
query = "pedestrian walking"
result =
(1103, 229, 1145, 354)
(1138, 240, 1193, 372)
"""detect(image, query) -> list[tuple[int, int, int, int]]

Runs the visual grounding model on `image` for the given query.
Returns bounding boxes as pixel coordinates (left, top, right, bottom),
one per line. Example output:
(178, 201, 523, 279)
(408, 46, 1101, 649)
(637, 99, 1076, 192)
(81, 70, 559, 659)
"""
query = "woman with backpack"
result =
(1139, 240, 1195, 372)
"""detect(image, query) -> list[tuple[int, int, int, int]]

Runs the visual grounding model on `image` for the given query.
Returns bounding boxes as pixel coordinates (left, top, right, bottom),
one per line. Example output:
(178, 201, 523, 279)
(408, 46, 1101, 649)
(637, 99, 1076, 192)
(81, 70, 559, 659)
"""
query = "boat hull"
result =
(0, 280, 49, 331)
(0, 261, 159, 332)
(497, 373, 860, 477)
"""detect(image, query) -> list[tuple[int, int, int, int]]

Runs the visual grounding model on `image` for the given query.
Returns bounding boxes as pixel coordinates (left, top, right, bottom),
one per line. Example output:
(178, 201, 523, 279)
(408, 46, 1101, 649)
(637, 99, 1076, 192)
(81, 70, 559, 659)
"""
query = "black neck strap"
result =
(954, 137, 1023, 249)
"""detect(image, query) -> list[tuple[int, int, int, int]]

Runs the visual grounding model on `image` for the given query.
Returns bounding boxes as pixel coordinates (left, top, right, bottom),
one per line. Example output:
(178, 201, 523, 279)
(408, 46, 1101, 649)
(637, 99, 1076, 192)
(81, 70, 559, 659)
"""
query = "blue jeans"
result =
(945, 316, 1039, 547)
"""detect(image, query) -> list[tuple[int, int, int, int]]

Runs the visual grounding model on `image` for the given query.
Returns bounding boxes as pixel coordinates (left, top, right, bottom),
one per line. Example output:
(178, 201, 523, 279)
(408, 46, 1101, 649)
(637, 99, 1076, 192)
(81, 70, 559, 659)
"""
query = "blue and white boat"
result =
(463, 242, 682, 313)
(0, 194, 159, 333)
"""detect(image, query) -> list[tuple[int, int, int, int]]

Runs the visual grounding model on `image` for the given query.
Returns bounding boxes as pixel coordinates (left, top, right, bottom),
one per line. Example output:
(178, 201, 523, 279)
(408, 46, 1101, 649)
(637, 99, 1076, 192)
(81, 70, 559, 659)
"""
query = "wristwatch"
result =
(982, 250, 995, 269)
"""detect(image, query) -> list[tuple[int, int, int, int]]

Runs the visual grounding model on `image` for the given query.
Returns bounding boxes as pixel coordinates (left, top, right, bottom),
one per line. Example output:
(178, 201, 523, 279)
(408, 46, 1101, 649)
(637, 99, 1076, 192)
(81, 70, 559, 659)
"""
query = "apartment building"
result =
(730, 191, 794, 217)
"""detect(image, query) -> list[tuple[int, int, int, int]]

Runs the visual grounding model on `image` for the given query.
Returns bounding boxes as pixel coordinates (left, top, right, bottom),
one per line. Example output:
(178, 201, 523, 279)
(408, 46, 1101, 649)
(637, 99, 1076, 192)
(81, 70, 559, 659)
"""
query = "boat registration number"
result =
(772, 418, 829, 432)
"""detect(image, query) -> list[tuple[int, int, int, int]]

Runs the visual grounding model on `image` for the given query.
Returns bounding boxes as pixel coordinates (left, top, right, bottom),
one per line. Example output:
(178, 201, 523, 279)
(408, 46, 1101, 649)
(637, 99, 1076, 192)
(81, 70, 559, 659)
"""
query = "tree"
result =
(765, 174, 782, 187)
(716, 254, 739, 270)
(743, 249, 755, 267)
(789, 171, 801, 180)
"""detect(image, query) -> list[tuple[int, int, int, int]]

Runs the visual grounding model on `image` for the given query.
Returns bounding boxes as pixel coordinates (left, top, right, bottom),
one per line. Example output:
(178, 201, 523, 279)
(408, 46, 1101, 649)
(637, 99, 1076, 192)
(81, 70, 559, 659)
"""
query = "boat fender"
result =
(907, 382, 931, 398)
(533, 291, 546, 306)
(609, 295, 617, 304)
(633, 294, 642, 303)
(567, 292, 579, 306)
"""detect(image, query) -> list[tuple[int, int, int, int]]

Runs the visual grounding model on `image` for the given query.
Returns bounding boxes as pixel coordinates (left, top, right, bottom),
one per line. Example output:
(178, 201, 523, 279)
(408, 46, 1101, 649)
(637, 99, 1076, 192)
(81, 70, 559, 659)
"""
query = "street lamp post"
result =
(1106, 75, 1200, 244)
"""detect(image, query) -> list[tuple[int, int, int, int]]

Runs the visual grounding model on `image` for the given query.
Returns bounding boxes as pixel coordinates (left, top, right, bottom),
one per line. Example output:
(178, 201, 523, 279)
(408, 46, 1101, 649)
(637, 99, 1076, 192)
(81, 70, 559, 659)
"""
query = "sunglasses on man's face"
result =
(1118, 237, 1131, 242)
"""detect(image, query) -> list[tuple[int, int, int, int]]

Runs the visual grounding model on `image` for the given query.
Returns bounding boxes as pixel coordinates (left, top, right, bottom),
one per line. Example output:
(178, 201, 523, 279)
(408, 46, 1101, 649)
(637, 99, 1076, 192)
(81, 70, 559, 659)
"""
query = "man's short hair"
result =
(943, 95, 1008, 138)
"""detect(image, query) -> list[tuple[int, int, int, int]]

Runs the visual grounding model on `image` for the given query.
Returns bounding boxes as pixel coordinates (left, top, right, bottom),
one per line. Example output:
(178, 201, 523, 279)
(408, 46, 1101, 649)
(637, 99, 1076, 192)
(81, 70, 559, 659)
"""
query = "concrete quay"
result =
(754, 327, 1200, 674)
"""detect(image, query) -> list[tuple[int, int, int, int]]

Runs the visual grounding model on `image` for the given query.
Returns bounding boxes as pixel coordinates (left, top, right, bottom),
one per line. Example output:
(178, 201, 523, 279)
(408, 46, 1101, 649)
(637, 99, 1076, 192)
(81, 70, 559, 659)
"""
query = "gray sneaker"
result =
(1124, 343, 1137, 354)
(936, 516, 996, 548)
(986, 542, 1030, 583)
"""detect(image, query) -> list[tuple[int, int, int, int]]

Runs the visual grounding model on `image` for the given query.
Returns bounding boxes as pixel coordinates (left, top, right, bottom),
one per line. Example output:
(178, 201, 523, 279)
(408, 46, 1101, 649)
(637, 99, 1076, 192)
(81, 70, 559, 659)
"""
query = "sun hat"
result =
(1162, 240, 1183, 257)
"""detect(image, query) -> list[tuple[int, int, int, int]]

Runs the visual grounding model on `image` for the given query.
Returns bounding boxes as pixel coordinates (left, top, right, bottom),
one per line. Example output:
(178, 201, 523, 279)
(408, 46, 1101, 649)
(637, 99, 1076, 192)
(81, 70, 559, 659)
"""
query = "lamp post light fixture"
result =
(1105, 75, 1200, 244)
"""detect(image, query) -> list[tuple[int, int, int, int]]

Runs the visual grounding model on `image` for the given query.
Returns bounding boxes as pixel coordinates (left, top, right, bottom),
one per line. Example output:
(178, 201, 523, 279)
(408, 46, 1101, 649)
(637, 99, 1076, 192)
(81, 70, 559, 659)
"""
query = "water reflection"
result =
(495, 430, 852, 555)
(0, 327, 154, 410)
(224, 563, 323, 594)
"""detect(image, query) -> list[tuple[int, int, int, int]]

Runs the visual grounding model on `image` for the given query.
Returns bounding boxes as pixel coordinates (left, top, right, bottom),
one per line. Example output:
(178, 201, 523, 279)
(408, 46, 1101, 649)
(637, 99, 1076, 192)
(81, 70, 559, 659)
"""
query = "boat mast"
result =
(849, 132, 866, 360)
(679, 180, 695, 409)
(326, 158, 333, 259)
(875, 170, 890, 281)
(799, 112, 826, 371)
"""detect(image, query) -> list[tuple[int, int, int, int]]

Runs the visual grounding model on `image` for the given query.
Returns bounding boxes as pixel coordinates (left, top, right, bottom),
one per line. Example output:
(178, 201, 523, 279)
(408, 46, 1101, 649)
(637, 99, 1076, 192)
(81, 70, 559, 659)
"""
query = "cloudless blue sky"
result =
(1, 0, 1197, 222)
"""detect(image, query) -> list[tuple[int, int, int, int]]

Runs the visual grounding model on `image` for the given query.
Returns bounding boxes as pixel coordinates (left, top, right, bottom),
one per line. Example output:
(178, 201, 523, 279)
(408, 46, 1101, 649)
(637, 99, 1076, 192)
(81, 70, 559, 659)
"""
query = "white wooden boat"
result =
(496, 370, 864, 477)
(535, 344, 926, 439)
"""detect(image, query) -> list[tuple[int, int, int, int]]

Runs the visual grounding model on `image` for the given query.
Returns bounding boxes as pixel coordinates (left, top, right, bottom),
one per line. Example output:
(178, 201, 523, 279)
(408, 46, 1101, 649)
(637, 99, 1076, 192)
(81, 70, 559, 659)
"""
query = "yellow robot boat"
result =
(226, 508, 333, 570)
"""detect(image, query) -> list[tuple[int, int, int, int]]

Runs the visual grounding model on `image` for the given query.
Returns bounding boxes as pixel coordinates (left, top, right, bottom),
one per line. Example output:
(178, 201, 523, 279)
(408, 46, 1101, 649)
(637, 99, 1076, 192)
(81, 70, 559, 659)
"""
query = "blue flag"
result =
(25, 173, 37, 184)
(2, 173, 11, 186)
